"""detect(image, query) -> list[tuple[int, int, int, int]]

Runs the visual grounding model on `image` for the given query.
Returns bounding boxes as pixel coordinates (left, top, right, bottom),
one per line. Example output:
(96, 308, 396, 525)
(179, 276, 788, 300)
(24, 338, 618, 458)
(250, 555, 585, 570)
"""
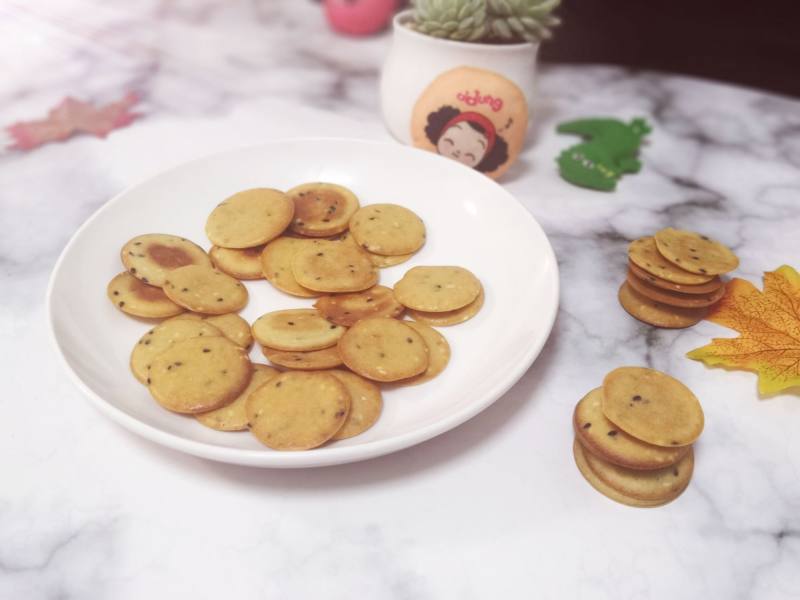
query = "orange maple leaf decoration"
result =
(7, 93, 139, 151)
(687, 265, 800, 395)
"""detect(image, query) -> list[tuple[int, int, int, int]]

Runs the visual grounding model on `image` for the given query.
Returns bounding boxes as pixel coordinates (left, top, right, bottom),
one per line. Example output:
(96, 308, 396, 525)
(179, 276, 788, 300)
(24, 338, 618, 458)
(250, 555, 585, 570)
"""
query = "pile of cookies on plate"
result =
(107, 183, 483, 451)
(572, 367, 704, 507)
(620, 227, 739, 328)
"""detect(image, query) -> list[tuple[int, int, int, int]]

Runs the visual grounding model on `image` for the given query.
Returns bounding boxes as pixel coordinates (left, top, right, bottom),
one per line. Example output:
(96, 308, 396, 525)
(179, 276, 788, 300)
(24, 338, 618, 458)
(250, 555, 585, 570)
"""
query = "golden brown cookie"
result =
(410, 66, 529, 180)
(406, 284, 485, 326)
(287, 182, 360, 237)
(205, 188, 294, 249)
(628, 261, 723, 295)
(163, 265, 248, 315)
(107, 272, 185, 318)
(204, 313, 253, 349)
(339, 231, 415, 268)
(654, 227, 739, 276)
(313, 285, 405, 327)
(626, 270, 726, 308)
(618, 282, 707, 329)
(338, 317, 429, 382)
(148, 336, 252, 414)
(573, 439, 688, 508)
(209, 245, 265, 280)
(397, 321, 450, 385)
(291, 239, 378, 293)
(582, 442, 694, 502)
(246, 371, 350, 450)
(574, 388, 689, 470)
(326, 370, 383, 440)
(367, 251, 414, 268)
(195, 364, 279, 431)
(262, 346, 344, 370)
(259, 236, 320, 297)
(171, 312, 252, 348)
(628, 237, 713, 285)
(394, 266, 481, 312)
(130, 318, 223, 384)
(121, 234, 211, 287)
(602, 367, 704, 447)
(252, 308, 345, 351)
(349, 204, 426, 256)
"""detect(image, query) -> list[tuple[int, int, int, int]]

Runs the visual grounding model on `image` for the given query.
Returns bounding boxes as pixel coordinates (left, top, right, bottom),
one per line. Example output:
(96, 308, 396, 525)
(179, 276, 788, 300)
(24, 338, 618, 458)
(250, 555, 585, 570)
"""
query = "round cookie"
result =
(338, 317, 429, 382)
(209, 245, 265, 280)
(573, 439, 687, 508)
(121, 234, 211, 287)
(326, 370, 383, 440)
(163, 265, 248, 315)
(252, 308, 345, 351)
(171, 313, 252, 348)
(287, 182, 360, 237)
(626, 270, 726, 308)
(245, 371, 350, 450)
(602, 366, 705, 447)
(618, 282, 707, 329)
(628, 237, 713, 285)
(262, 346, 344, 370)
(313, 285, 405, 327)
(130, 318, 223, 384)
(573, 388, 689, 470)
(397, 321, 451, 385)
(260, 236, 320, 298)
(148, 336, 252, 414)
(195, 364, 279, 431)
(107, 272, 185, 318)
(394, 266, 481, 312)
(340, 231, 415, 268)
(367, 251, 415, 268)
(291, 239, 378, 293)
(204, 313, 253, 349)
(349, 204, 426, 256)
(205, 188, 294, 249)
(410, 66, 529, 180)
(582, 442, 694, 502)
(628, 260, 723, 295)
(654, 227, 739, 276)
(407, 284, 485, 326)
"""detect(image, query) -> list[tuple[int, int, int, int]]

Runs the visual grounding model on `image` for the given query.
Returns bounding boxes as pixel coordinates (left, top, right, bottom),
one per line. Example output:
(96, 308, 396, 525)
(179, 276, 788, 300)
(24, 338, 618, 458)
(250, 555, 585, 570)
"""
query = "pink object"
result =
(324, 0, 397, 36)
(7, 92, 140, 151)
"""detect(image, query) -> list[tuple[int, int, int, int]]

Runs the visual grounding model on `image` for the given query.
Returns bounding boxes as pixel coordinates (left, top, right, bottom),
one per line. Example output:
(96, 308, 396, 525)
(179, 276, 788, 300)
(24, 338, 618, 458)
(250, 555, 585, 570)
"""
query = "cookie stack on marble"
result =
(573, 367, 705, 508)
(620, 227, 739, 328)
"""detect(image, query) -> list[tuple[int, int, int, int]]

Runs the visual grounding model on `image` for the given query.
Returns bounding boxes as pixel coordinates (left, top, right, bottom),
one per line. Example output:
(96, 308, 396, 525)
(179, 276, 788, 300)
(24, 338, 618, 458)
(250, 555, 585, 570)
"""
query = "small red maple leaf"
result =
(7, 92, 140, 151)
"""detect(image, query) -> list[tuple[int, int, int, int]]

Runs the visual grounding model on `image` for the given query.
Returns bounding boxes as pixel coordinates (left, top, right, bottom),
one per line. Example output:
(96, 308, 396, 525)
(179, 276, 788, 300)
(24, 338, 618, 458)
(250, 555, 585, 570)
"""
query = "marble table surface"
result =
(2, 1, 800, 598)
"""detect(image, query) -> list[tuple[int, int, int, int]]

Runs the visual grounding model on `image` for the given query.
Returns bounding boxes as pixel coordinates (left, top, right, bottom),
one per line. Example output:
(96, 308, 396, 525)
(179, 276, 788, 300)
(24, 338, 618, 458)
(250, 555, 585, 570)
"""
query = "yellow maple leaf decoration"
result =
(687, 265, 800, 396)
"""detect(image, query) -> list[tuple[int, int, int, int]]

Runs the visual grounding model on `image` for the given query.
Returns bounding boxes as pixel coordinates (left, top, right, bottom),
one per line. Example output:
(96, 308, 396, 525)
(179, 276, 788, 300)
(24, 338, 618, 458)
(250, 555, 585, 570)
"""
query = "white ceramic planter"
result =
(380, 9, 539, 144)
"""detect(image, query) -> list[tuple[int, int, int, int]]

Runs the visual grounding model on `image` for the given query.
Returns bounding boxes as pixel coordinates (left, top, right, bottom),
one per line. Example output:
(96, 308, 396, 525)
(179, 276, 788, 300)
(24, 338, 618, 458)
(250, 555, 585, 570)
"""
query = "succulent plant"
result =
(410, 0, 489, 42)
(486, 0, 561, 42)
(409, 0, 560, 44)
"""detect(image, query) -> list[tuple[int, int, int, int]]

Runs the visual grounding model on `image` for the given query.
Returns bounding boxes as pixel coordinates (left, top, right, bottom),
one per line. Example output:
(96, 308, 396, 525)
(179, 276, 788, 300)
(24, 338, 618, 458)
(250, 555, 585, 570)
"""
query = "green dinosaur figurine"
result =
(556, 117, 651, 191)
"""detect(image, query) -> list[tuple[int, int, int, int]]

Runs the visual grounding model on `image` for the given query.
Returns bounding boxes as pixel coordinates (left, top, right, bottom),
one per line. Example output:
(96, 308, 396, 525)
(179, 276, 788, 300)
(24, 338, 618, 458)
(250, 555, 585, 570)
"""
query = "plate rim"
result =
(46, 137, 560, 468)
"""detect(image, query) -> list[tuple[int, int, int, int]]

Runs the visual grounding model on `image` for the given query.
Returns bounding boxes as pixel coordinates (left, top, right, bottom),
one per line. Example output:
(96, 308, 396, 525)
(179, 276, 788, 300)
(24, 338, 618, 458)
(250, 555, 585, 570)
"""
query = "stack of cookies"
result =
(573, 367, 704, 507)
(620, 227, 739, 328)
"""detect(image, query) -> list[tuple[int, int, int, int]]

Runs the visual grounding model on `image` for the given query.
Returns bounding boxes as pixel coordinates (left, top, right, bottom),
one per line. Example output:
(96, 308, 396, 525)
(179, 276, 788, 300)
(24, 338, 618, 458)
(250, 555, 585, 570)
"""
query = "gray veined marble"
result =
(1, 1, 800, 599)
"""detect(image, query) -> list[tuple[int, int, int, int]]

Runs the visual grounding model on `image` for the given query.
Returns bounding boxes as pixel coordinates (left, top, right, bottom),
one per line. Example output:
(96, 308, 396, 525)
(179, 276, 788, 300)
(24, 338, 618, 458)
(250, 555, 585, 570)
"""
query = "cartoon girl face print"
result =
(424, 106, 509, 173)
(437, 121, 489, 168)
(410, 66, 529, 180)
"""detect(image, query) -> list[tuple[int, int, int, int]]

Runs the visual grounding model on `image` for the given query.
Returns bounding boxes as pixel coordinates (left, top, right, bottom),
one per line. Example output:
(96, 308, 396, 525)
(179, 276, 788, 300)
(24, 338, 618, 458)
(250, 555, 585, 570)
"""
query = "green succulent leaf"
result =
(413, 0, 559, 43)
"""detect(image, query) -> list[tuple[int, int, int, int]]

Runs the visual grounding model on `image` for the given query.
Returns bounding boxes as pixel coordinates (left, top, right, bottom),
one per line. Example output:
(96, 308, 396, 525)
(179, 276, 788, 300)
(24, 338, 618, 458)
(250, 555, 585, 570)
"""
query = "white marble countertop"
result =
(2, 1, 800, 598)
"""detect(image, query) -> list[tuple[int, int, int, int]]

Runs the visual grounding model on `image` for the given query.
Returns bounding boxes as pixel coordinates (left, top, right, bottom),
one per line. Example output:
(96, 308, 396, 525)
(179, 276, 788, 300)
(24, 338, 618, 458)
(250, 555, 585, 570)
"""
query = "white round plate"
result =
(47, 138, 559, 468)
